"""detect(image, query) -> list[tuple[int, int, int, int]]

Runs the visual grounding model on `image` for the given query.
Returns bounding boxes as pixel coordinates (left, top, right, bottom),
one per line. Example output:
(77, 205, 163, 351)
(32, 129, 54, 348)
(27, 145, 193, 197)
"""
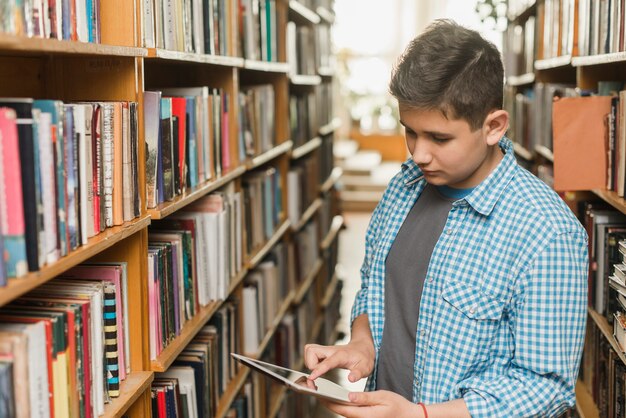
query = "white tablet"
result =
(231, 353, 353, 405)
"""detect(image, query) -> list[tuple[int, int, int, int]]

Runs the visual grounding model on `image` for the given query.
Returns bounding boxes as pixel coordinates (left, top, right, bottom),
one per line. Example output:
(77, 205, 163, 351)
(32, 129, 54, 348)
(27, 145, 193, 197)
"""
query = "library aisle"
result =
(314, 211, 370, 418)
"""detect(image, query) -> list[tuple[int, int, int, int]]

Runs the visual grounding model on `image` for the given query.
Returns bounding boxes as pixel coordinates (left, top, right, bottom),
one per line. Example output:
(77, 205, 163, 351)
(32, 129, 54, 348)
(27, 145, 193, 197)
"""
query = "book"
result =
(145, 91, 162, 208)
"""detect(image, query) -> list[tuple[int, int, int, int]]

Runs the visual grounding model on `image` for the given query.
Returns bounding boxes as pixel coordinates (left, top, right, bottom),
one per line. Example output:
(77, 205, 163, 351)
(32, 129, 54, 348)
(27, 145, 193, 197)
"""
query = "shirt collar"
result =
(401, 137, 517, 216)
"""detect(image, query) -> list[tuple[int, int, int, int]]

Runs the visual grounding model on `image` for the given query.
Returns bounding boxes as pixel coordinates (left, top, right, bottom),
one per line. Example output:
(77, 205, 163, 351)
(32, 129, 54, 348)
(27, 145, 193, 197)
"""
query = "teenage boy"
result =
(304, 20, 588, 418)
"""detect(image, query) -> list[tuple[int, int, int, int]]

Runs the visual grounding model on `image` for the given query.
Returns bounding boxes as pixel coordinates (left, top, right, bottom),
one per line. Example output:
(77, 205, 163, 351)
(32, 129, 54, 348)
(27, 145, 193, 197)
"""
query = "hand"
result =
(304, 341, 375, 382)
(324, 390, 422, 418)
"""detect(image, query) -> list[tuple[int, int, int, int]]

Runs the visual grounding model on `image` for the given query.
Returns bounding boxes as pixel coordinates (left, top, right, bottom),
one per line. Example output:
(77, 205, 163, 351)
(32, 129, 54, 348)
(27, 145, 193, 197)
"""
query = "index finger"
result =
(308, 351, 346, 380)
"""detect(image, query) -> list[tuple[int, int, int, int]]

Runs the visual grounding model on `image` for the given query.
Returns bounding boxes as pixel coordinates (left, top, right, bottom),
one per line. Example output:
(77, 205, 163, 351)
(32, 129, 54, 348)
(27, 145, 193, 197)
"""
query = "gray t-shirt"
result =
(376, 184, 455, 400)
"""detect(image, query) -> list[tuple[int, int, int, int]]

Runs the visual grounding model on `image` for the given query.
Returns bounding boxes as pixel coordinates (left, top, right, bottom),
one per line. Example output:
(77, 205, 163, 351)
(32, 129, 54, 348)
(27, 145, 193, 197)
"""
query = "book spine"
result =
(112, 102, 123, 226)
(64, 105, 78, 251)
(102, 103, 114, 228)
(122, 103, 132, 223)
(130, 103, 140, 218)
(92, 104, 101, 233)
(103, 283, 120, 398)
(221, 91, 230, 172)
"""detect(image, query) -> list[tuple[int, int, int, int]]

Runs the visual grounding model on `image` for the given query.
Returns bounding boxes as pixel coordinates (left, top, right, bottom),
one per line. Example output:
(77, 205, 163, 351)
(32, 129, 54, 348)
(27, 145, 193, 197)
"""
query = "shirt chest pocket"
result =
(428, 281, 505, 368)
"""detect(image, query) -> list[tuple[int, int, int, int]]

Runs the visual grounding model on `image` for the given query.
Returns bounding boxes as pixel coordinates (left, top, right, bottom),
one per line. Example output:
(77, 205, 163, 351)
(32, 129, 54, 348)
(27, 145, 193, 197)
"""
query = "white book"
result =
(143, 0, 156, 48)
(242, 284, 260, 354)
(287, 170, 301, 225)
(36, 111, 59, 264)
(0, 322, 50, 418)
(122, 104, 133, 222)
(205, 212, 220, 300)
(158, 367, 197, 418)
(81, 104, 95, 238)
(54, 0, 62, 39)
(101, 103, 114, 227)
(218, 209, 228, 298)
(75, 0, 88, 41)
(162, 0, 177, 50)
(191, 0, 204, 54)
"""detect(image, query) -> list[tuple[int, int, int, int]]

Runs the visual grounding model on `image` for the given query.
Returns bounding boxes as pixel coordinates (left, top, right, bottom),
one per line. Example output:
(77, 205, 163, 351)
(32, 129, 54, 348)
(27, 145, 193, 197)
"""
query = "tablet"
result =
(231, 353, 353, 405)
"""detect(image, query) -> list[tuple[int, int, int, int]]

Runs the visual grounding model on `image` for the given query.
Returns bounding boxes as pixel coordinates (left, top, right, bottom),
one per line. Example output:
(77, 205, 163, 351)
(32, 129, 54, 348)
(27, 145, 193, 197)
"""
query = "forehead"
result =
(398, 106, 472, 132)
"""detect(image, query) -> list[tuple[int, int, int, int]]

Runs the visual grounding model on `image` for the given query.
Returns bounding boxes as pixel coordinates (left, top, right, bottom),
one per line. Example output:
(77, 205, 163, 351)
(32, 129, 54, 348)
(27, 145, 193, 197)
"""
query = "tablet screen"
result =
(231, 353, 352, 404)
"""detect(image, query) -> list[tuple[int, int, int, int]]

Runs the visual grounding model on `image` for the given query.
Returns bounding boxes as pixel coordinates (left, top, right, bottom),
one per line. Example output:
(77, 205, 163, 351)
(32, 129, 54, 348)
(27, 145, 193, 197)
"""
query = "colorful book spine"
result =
(103, 283, 120, 398)
(0, 108, 27, 278)
(101, 103, 114, 228)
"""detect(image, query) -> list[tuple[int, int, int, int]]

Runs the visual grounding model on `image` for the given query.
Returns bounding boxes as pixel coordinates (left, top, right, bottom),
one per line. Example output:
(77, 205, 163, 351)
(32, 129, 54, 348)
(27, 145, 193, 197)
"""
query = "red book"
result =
(92, 105, 101, 233)
(170, 97, 187, 191)
(157, 388, 166, 418)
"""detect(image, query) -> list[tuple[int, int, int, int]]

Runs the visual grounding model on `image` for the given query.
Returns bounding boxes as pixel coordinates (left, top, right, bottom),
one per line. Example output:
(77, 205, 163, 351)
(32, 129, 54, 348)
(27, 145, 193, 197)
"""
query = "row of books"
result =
(143, 0, 280, 62)
(1, 0, 101, 43)
(578, 0, 626, 57)
(503, 16, 535, 77)
(242, 243, 293, 355)
(289, 84, 333, 149)
(288, 157, 320, 227)
(148, 186, 244, 359)
(151, 299, 240, 418)
(0, 262, 130, 418)
(538, 0, 577, 60)
(145, 88, 231, 208)
(242, 167, 283, 255)
(507, 0, 535, 20)
(286, 23, 317, 76)
(293, 220, 319, 285)
(0, 99, 139, 283)
(318, 131, 334, 186)
(504, 82, 578, 156)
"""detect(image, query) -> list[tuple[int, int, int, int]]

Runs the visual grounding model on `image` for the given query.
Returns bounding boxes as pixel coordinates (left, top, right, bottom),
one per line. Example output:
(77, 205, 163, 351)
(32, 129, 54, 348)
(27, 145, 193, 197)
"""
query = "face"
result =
(399, 105, 507, 189)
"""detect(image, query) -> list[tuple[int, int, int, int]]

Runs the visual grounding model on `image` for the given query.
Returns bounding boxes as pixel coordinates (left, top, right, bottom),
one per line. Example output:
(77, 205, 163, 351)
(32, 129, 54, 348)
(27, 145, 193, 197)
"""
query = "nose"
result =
(411, 139, 432, 165)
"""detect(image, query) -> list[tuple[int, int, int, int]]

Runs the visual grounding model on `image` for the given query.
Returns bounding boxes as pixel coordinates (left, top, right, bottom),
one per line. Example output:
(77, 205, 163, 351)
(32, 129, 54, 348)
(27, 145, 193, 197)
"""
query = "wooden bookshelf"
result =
(513, 142, 534, 161)
(321, 167, 343, 193)
(321, 271, 339, 308)
(292, 137, 323, 160)
(247, 140, 294, 170)
(292, 198, 323, 232)
(147, 48, 245, 67)
(247, 220, 292, 268)
(575, 380, 600, 418)
(290, 74, 322, 86)
(294, 259, 324, 304)
(592, 189, 626, 216)
(148, 166, 247, 219)
(244, 60, 291, 73)
(319, 117, 341, 136)
(588, 307, 626, 365)
(289, 1, 321, 25)
(507, 72, 535, 86)
(534, 55, 572, 70)
(318, 66, 336, 77)
(215, 368, 250, 418)
(248, 291, 296, 357)
(572, 52, 626, 66)
(321, 215, 344, 250)
(0, 215, 151, 307)
(268, 386, 289, 418)
(535, 144, 554, 162)
(316, 7, 336, 24)
(0, 33, 148, 56)
(102, 371, 154, 418)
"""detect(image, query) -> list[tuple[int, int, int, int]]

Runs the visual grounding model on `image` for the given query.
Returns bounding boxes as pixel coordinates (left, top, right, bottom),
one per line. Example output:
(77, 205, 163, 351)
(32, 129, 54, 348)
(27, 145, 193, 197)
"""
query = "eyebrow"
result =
(399, 120, 452, 137)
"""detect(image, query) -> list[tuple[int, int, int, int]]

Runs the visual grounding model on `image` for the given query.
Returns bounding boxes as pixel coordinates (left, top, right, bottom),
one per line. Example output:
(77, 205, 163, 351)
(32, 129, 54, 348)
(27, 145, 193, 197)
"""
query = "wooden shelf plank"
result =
(0, 33, 147, 56)
(513, 142, 534, 161)
(318, 66, 336, 77)
(321, 215, 344, 250)
(575, 379, 599, 418)
(321, 167, 343, 193)
(588, 307, 626, 365)
(294, 259, 323, 305)
(268, 386, 289, 418)
(573, 51, 626, 66)
(148, 166, 247, 219)
(591, 189, 626, 216)
(535, 145, 554, 162)
(146, 48, 244, 66)
(292, 198, 323, 232)
(291, 137, 322, 160)
(243, 60, 290, 73)
(319, 117, 341, 136)
(102, 371, 154, 418)
(289, 1, 321, 24)
(290, 74, 322, 86)
(247, 220, 292, 268)
(507, 72, 535, 86)
(151, 300, 223, 371)
(535, 55, 572, 70)
(0, 215, 151, 307)
(316, 6, 336, 24)
(321, 272, 339, 308)
(247, 141, 293, 170)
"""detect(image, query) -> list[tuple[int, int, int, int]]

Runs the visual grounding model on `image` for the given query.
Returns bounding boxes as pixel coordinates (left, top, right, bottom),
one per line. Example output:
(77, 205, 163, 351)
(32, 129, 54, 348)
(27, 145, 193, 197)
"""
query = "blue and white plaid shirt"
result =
(351, 138, 588, 417)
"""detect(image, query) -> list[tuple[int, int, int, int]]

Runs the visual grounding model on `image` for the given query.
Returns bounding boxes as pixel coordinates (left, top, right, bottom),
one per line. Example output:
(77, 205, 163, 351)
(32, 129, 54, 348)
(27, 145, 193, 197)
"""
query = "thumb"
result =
(348, 391, 377, 406)
(347, 369, 363, 382)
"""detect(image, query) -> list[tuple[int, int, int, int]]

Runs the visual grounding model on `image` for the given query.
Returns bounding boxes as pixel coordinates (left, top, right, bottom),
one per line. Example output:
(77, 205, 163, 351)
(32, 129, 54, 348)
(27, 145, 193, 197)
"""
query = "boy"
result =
(304, 20, 588, 418)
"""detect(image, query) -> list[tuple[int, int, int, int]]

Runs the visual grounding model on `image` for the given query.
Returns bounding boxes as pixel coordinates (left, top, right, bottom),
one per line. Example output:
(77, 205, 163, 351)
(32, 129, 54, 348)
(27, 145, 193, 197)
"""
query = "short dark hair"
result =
(389, 19, 504, 130)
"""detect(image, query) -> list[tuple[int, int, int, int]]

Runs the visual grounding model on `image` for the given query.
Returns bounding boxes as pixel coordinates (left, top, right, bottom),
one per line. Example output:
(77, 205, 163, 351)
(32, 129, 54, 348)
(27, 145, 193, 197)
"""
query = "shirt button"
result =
(469, 306, 476, 314)
(445, 228, 453, 235)
(420, 329, 426, 336)
(428, 277, 434, 283)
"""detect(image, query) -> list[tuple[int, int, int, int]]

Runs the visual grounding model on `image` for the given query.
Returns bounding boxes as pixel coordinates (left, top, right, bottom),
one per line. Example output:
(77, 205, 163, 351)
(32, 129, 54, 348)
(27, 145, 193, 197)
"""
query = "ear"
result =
(483, 110, 509, 146)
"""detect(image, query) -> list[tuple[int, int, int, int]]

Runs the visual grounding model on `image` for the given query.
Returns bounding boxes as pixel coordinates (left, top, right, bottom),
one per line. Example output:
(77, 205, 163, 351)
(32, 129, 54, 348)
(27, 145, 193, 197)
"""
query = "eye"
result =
(432, 136, 450, 143)
(405, 129, 417, 138)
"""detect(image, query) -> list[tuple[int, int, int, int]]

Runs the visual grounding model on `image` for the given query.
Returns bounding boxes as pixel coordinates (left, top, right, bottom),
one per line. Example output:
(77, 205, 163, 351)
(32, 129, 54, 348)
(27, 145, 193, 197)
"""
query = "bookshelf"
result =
(504, 1, 626, 416)
(0, 0, 341, 417)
